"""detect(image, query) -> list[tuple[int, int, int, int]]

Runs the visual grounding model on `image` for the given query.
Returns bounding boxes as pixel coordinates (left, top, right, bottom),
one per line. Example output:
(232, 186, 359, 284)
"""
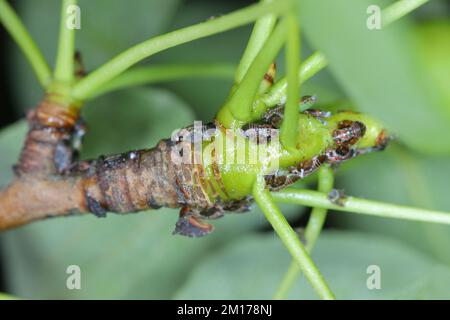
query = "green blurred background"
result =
(0, 0, 450, 299)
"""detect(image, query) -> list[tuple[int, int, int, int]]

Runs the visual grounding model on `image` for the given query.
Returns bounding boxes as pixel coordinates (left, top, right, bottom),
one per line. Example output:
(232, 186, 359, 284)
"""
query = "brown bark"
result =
(0, 97, 85, 229)
(0, 177, 85, 229)
(0, 96, 214, 230)
(0, 140, 216, 230)
(77, 139, 212, 216)
(15, 97, 80, 176)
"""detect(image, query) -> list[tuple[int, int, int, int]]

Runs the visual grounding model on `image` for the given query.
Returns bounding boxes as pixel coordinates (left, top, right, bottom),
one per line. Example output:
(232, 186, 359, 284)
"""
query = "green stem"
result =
(272, 189, 450, 225)
(382, 0, 429, 26)
(262, 51, 327, 107)
(216, 19, 287, 127)
(234, 0, 277, 84)
(262, 0, 430, 108)
(0, 0, 51, 87)
(279, 12, 300, 152)
(72, 0, 289, 101)
(253, 175, 336, 300)
(54, 0, 77, 83)
(274, 166, 334, 300)
(303, 168, 334, 248)
(88, 63, 235, 99)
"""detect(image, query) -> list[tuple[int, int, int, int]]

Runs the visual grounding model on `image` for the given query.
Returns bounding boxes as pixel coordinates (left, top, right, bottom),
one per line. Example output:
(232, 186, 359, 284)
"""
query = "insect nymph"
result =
(79, 98, 389, 238)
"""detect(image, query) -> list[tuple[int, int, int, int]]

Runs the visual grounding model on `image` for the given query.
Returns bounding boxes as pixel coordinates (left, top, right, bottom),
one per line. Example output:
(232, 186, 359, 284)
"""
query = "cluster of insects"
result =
(264, 105, 370, 191)
(161, 97, 390, 237)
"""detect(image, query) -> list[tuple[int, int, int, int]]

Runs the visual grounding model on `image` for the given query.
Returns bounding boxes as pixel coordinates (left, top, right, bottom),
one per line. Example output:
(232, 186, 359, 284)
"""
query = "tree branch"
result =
(0, 136, 204, 230)
(0, 103, 217, 230)
(0, 177, 84, 229)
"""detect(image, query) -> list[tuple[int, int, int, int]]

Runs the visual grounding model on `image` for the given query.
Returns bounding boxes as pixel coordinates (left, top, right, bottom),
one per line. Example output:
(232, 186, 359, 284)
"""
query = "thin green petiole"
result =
(262, 52, 328, 108)
(272, 189, 450, 225)
(253, 175, 336, 300)
(0, 0, 51, 87)
(274, 166, 334, 300)
(234, 0, 277, 85)
(216, 19, 287, 128)
(302, 168, 334, 249)
(228, 19, 287, 120)
(382, 0, 429, 26)
(71, 0, 289, 101)
(87, 63, 235, 99)
(54, 0, 77, 83)
(262, 0, 430, 108)
(279, 12, 300, 152)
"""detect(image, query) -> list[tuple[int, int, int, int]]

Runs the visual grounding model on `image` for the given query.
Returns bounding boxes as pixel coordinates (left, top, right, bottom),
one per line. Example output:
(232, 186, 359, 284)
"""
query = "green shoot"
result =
(279, 12, 300, 152)
(53, 0, 77, 83)
(274, 166, 334, 299)
(88, 63, 235, 99)
(234, 0, 277, 85)
(0, 0, 51, 87)
(71, 0, 289, 101)
(253, 175, 336, 300)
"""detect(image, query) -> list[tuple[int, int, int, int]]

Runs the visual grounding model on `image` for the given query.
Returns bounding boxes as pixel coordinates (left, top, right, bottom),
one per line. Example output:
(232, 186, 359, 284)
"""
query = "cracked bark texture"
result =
(0, 98, 212, 230)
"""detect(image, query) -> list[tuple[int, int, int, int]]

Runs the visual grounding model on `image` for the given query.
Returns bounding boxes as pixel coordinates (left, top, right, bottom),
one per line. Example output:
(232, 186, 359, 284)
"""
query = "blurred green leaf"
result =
(175, 231, 450, 299)
(337, 145, 450, 264)
(299, 0, 450, 154)
(416, 21, 450, 111)
(81, 87, 195, 157)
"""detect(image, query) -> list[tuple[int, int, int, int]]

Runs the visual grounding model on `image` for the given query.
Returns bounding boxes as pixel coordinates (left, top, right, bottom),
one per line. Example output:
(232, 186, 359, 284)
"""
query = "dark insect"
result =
(265, 154, 327, 191)
(333, 120, 366, 146)
(325, 145, 355, 163)
(328, 189, 347, 207)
